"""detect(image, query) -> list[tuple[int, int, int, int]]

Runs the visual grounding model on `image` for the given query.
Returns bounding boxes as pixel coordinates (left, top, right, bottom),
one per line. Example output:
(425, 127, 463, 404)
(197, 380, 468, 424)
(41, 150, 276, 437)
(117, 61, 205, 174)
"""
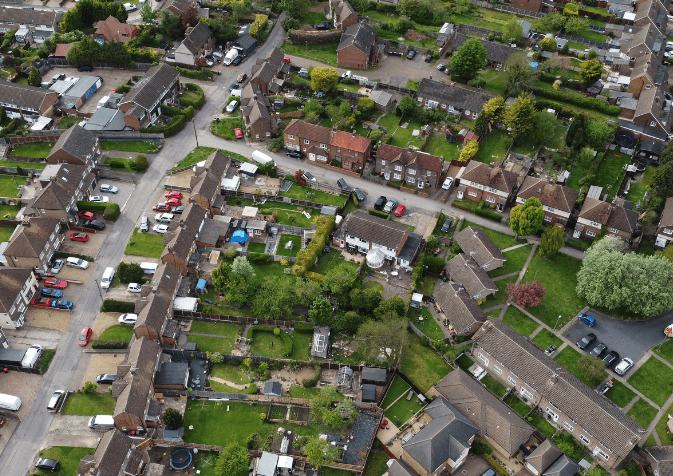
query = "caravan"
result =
(140, 262, 159, 275)
(251, 150, 275, 166)
(0, 394, 22, 411)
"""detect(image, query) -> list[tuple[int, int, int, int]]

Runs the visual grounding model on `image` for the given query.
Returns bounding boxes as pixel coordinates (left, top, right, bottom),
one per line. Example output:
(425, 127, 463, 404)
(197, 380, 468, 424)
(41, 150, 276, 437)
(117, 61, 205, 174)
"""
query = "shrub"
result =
(132, 155, 148, 172)
(77, 200, 108, 213)
(294, 322, 315, 333)
(368, 208, 391, 220)
(273, 327, 281, 336)
(0, 119, 21, 137)
(92, 339, 127, 349)
(141, 114, 186, 137)
(247, 253, 271, 264)
(164, 408, 183, 430)
(302, 365, 322, 388)
(103, 203, 120, 221)
(107, 160, 126, 169)
(180, 83, 205, 109)
(531, 87, 621, 115)
(117, 262, 144, 284)
(306, 271, 324, 283)
(424, 256, 446, 273)
(174, 66, 214, 81)
(246, 383, 258, 394)
(83, 381, 97, 394)
(101, 299, 135, 313)
(474, 206, 503, 222)
(292, 216, 335, 274)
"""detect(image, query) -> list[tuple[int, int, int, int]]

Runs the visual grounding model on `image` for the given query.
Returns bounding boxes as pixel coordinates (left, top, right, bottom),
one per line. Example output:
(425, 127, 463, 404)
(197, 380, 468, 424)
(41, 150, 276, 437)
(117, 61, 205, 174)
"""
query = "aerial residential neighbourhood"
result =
(3, 1, 673, 476)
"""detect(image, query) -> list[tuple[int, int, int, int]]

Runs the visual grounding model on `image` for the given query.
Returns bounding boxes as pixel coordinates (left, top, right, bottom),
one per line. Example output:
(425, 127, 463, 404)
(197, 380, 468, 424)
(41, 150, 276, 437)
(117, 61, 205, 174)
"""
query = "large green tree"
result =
(576, 239, 673, 317)
(502, 18, 523, 43)
(27, 66, 42, 87)
(350, 286, 382, 315)
(231, 256, 256, 281)
(140, 2, 155, 23)
(531, 111, 557, 144)
(374, 295, 407, 320)
(280, 0, 311, 18)
(580, 58, 603, 85)
(565, 16, 589, 36)
(586, 118, 616, 149)
(540, 12, 566, 31)
(214, 445, 250, 476)
(252, 276, 296, 320)
(310, 67, 339, 93)
(482, 96, 506, 125)
(398, 95, 419, 116)
(577, 353, 606, 385)
(504, 53, 537, 97)
(323, 262, 357, 304)
(303, 436, 339, 468)
(450, 39, 488, 83)
(510, 197, 544, 237)
(505, 93, 536, 144)
(353, 317, 408, 368)
(540, 226, 564, 258)
(650, 162, 673, 199)
(308, 296, 334, 326)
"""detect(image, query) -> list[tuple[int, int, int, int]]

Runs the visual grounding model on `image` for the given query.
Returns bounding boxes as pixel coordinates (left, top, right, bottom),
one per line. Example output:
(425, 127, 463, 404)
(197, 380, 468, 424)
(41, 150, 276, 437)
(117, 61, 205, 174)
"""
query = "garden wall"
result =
(270, 111, 305, 119)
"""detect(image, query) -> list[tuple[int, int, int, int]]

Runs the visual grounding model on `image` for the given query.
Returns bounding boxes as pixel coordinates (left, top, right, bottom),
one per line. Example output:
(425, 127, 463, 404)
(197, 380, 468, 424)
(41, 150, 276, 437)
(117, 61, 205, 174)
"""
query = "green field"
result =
(190, 321, 240, 337)
(531, 329, 563, 351)
(627, 356, 673, 406)
(460, 220, 519, 249)
(0, 225, 16, 243)
(376, 113, 425, 149)
(554, 346, 606, 388)
(247, 242, 267, 253)
(481, 374, 507, 398)
(276, 234, 302, 258)
(473, 130, 512, 164)
(625, 165, 656, 205)
(481, 275, 517, 309)
(529, 413, 555, 438)
(363, 442, 391, 476)
(605, 381, 637, 408)
(384, 395, 426, 426)
(99, 325, 134, 343)
(502, 306, 539, 336)
(57, 116, 83, 129)
(655, 400, 673, 445)
(0, 175, 27, 198)
(423, 133, 461, 161)
(487, 244, 531, 278)
(0, 159, 46, 169)
(626, 398, 659, 428)
(381, 375, 411, 409)
(124, 228, 165, 258)
(408, 307, 445, 341)
(280, 182, 346, 206)
(210, 363, 251, 385)
(399, 332, 452, 393)
(61, 393, 115, 415)
(280, 42, 339, 67)
(592, 151, 631, 201)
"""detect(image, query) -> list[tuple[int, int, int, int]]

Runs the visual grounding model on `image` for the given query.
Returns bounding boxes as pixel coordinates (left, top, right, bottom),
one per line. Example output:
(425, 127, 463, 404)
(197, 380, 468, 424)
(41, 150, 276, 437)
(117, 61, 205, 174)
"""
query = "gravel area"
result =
(0, 372, 43, 420)
(90, 313, 126, 343)
(80, 354, 127, 392)
(24, 308, 72, 331)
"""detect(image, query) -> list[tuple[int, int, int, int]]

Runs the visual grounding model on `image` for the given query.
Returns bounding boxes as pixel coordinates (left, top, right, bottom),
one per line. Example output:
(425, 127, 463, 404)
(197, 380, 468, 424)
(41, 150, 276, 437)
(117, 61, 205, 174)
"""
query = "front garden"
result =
(124, 228, 165, 258)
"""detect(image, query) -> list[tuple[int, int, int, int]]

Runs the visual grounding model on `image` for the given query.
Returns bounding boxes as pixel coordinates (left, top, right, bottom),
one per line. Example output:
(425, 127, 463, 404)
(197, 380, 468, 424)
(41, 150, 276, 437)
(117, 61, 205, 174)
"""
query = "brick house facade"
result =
(0, 268, 38, 329)
(416, 78, 495, 120)
(515, 176, 579, 230)
(330, 0, 359, 29)
(457, 161, 518, 212)
(337, 22, 381, 69)
(374, 144, 443, 189)
(0, 82, 58, 122)
(575, 198, 639, 242)
(46, 126, 101, 166)
(119, 64, 180, 130)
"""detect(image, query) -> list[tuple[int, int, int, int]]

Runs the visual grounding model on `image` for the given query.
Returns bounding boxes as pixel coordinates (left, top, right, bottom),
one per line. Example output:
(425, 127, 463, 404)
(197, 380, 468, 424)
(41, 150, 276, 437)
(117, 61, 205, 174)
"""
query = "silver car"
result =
(383, 198, 398, 214)
(614, 357, 634, 376)
(99, 184, 119, 194)
(89, 195, 110, 203)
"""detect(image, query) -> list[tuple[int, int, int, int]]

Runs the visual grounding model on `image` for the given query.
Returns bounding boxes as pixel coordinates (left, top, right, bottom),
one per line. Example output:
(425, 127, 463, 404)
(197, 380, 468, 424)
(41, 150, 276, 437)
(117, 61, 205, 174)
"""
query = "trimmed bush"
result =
(55, 252, 94, 262)
(103, 203, 120, 221)
(531, 87, 621, 115)
(294, 322, 314, 333)
(92, 339, 127, 349)
(77, 200, 108, 213)
(292, 216, 335, 274)
(131, 155, 148, 172)
(174, 66, 214, 81)
(180, 83, 205, 109)
(368, 208, 391, 220)
(141, 114, 186, 137)
(101, 299, 135, 313)
(107, 160, 126, 169)
(247, 253, 272, 264)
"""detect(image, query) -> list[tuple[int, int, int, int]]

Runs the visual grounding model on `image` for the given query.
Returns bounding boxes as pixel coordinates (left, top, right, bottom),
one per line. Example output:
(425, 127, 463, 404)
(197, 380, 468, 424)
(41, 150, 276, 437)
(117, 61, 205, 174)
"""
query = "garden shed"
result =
(242, 206, 258, 218)
(221, 176, 240, 191)
(239, 162, 258, 177)
(263, 381, 283, 397)
(361, 384, 377, 402)
(410, 292, 423, 308)
(173, 297, 198, 312)
(361, 367, 386, 385)
(257, 452, 278, 476)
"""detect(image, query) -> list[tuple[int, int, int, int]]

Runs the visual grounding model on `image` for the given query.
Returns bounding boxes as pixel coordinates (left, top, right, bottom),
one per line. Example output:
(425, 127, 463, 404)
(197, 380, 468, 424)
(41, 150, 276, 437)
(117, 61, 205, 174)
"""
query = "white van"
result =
(252, 150, 275, 166)
(21, 345, 42, 369)
(88, 415, 115, 430)
(0, 393, 22, 411)
(100, 267, 115, 290)
(230, 89, 242, 98)
(223, 48, 239, 65)
(97, 96, 109, 108)
(140, 262, 158, 275)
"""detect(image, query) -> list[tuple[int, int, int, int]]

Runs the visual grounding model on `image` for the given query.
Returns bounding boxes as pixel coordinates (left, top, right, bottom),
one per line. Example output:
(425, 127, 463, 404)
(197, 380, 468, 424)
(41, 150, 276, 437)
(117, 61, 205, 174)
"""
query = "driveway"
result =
(45, 415, 100, 449)
(564, 309, 673, 363)
(0, 326, 63, 349)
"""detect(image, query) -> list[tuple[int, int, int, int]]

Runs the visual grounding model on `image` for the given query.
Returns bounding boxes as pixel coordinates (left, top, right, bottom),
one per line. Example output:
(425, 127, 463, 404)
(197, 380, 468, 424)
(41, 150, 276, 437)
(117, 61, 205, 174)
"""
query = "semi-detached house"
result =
(471, 320, 644, 470)
(655, 197, 673, 249)
(46, 125, 102, 166)
(0, 82, 58, 122)
(0, 7, 62, 43)
(515, 176, 579, 230)
(77, 429, 147, 476)
(0, 268, 38, 329)
(416, 78, 495, 120)
(119, 64, 180, 130)
(453, 226, 505, 270)
(457, 161, 518, 212)
(160, 203, 207, 275)
(374, 144, 443, 189)
(2, 218, 62, 272)
(574, 197, 639, 243)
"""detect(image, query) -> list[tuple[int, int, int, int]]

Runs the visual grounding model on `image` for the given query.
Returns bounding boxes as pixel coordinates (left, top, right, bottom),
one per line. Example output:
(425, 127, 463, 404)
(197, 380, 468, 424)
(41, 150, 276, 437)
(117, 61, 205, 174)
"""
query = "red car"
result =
(79, 327, 92, 347)
(78, 211, 95, 220)
(70, 232, 89, 242)
(234, 128, 243, 139)
(165, 198, 181, 207)
(153, 203, 171, 212)
(44, 278, 67, 289)
(393, 204, 406, 217)
(237, 72, 247, 83)
(30, 297, 52, 307)
(165, 191, 183, 199)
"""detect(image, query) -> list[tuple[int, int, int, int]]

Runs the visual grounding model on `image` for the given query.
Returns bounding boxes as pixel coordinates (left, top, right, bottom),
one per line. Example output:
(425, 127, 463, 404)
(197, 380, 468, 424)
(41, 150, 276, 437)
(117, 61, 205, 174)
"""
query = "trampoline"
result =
(615, 134, 634, 148)
(170, 448, 193, 470)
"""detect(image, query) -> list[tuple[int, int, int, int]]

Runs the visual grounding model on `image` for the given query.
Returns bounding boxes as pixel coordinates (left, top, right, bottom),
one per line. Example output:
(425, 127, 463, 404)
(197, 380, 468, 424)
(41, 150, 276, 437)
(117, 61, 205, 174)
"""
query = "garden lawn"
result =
(418, 276, 436, 297)
(263, 206, 320, 228)
(384, 397, 425, 426)
(502, 306, 539, 336)
(487, 245, 531, 278)
(554, 346, 606, 388)
(11, 142, 53, 158)
(483, 71, 508, 95)
(363, 280, 384, 292)
(529, 413, 555, 439)
(0, 175, 27, 198)
(249, 332, 290, 359)
(460, 220, 519, 249)
(61, 393, 115, 415)
(99, 325, 134, 343)
(626, 398, 659, 428)
(656, 400, 673, 445)
(187, 335, 235, 354)
(100, 141, 160, 153)
(0, 159, 46, 170)
(211, 363, 251, 385)
(247, 242, 267, 253)
(57, 116, 83, 129)
(505, 395, 530, 417)
(174, 147, 217, 170)
(276, 234, 302, 258)
(0, 225, 15, 243)
(314, 248, 359, 275)
(408, 307, 445, 341)
(35, 447, 95, 476)
(190, 321, 240, 338)
(124, 228, 165, 258)
(104, 157, 143, 174)
(406, 79, 420, 90)
(481, 374, 507, 398)
(423, 133, 461, 161)
(40, 349, 56, 374)
(363, 442, 391, 476)
(605, 381, 637, 408)
(290, 331, 313, 361)
(625, 165, 656, 205)
(473, 130, 512, 164)
(280, 42, 339, 67)
(593, 151, 630, 201)
(376, 113, 425, 149)
(381, 375, 411, 409)
(279, 182, 346, 206)
(654, 339, 673, 366)
(531, 329, 563, 351)
(456, 354, 475, 372)
(627, 356, 673, 406)
(522, 250, 583, 328)
(211, 117, 245, 141)
(481, 276, 517, 310)
(400, 332, 452, 393)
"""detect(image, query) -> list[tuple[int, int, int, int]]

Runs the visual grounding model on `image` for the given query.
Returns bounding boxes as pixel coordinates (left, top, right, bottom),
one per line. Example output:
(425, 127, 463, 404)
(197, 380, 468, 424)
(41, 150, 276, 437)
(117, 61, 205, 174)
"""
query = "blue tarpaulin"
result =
(230, 230, 249, 243)
(529, 62, 538, 69)
(196, 279, 207, 292)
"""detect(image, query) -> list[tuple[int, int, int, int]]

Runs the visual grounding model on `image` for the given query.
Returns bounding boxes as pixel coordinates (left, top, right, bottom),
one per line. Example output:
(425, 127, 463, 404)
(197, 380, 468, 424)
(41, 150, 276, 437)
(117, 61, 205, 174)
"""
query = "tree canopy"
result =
(450, 39, 488, 83)
(502, 18, 523, 43)
(540, 226, 564, 257)
(353, 317, 408, 368)
(510, 197, 544, 237)
(215, 445, 250, 476)
(580, 58, 603, 85)
(310, 67, 339, 93)
(505, 93, 536, 144)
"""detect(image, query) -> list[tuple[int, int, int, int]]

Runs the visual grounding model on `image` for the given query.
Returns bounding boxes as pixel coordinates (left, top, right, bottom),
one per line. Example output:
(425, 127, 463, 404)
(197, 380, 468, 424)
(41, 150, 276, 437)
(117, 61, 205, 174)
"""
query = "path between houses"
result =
(208, 376, 248, 390)
(501, 243, 530, 253)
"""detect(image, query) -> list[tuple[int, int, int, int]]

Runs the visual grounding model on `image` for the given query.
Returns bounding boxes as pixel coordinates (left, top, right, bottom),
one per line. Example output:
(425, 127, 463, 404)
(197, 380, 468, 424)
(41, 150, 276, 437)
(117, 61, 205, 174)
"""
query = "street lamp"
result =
(553, 315, 562, 331)
(305, 41, 308, 58)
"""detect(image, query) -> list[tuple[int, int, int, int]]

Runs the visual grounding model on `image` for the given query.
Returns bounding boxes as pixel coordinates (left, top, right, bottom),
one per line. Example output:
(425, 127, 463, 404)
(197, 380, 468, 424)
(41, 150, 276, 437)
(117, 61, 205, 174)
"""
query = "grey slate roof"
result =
(154, 361, 189, 386)
(454, 226, 505, 269)
(0, 7, 63, 27)
(361, 367, 386, 384)
(337, 22, 377, 55)
(644, 446, 673, 476)
(433, 281, 486, 335)
(263, 381, 283, 396)
(185, 22, 213, 49)
(121, 63, 179, 111)
(162, 203, 207, 260)
(83, 108, 127, 131)
(658, 197, 673, 230)
(197, 218, 229, 247)
(65, 75, 100, 99)
(641, 140, 664, 155)
(343, 209, 409, 250)
(543, 454, 579, 476)
(387, 459, 416, 476)
(5, 218, 59, 259)
(417, 78, 496, 113)
(47, 125, 97, 162)
(90, 430, 133, 476)
(233, 33, 257, 51)
(526, 440, 562, 474)
(0, 81, 56, 110)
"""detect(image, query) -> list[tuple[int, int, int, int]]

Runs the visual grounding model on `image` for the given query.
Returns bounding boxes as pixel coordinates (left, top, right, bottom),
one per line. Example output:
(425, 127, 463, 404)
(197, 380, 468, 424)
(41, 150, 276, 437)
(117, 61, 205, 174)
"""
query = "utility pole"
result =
(193, 119, 199, 148)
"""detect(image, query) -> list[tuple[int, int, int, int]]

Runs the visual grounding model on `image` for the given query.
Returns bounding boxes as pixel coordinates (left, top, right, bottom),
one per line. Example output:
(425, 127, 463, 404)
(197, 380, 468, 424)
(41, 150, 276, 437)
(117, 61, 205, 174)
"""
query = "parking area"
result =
(0, 371, 44, 420)
(80, 353, 127, 391)
(1, 326, 62, 350)
(24, 307, 72, 331)
(564, 309, 673, 364)
(59, 230, 107, 259)
(55, 262, 97, 288)
(93, 180, 136, 208)
(45, 415, 100, 449)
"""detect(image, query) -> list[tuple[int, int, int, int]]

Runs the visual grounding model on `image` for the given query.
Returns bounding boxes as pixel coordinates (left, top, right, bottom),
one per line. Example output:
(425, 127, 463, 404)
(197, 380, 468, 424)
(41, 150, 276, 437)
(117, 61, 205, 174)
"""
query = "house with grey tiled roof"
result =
(46, 125, 101, 166)
(0, 82, 59, 122)
(2, 218, 62, 272)
(374, 144, 443, 189)
(515, 439, 579, 476)
(644, 446, 673, 476)
(77, 429, 147, 476)
(655, 197, 673, 249)
(445, 253, 497, 300)
(0, 6, 62, 43)
(174, 22, 215, 66)
(161, 203, 207, 275)
(190, 150, 230, 215)
(454, 226, 505, 270)
(634, 0, 668, 36)
(337, 22, 382, 69)
(433, 281, 486, 336)
(451, 33, 523, 68)
(119, 63, 180, 130)
(471, 320, 644, 470)
(515, 177, 579, 230)
(0, 267, 38, 329)
(241, 83, 277, 141)
(416, 78, 496, 120)
(457, 161, 518, 211)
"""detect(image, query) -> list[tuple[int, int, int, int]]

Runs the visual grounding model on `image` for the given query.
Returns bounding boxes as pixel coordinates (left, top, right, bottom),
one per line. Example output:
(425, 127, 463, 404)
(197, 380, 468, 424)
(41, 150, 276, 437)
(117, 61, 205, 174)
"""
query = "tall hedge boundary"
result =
(292, 215, 336, 275)
(77, 201, 121, 222)
(531, 87, 621, 115)
(101, 299, 135, 313)
(141, 114, 186, 137)
(174, 66, 214, 81)
(180, 83, 205, 109)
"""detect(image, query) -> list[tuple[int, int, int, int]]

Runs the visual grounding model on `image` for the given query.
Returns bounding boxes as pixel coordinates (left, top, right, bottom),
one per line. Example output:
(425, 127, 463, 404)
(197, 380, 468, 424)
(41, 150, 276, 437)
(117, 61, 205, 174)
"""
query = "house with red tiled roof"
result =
(374, 144, 443, 189)
(574, 197, 640, 243)
(50, 43, 73, 58)
(93, 16, 139, 43)
(330, 130, 372, 171)
(515, 176, 579, 230)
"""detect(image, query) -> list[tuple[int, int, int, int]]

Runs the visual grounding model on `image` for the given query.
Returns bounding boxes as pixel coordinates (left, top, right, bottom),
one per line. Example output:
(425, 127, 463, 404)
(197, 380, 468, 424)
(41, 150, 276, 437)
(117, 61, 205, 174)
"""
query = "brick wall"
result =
(338, 46, 369, 69)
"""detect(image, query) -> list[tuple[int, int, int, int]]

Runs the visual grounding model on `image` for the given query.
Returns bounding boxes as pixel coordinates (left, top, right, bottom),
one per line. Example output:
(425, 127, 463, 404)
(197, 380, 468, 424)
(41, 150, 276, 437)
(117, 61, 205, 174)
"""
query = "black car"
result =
(96, 373, 117, 385)
(602, 350, 620, 367)
(374, 196, 387, 210)
(286, 150, 302, 159)
(229, 83, 239, 92)
(36, 458, 60, 471)
(77, 64, 93, 72)
(425, 53, 433, 63)
(577, 333, 597, 350)
(407, 50, 416, 59)
(590, 343, 607, 358)
(440, 218, 452, 233)
(337, 178, 350, 191)
(232, 55, 243, 65)
(171, 206, 185, 214)
(82, 219, 105, 231)
(352, 188, 366, 202)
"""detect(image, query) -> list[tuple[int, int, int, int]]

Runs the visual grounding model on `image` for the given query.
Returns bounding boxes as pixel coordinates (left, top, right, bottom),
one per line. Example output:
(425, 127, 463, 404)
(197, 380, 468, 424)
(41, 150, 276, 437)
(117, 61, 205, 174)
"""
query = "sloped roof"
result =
(454, 226, 505, 268)
(91, 430, 133, 476)
(334, 0, 357, 22)
(461, 161, 518, 192)
(516, 176, 579, 214)
(185, 22, 213, 49)
(94, 15, 138, 43)
(607, 204, 639, 233)
(0, 7, 63, 27)
(369, 89, 392, 107)
(135, 292, 172, 335)
(331, 130, 371, 153)
(284, 119, 333, 145)
(162, 203, 207, 260)
(114, 373, 152, 420)
(121, 63, 180, 111)
(0, 268, 33, 314)
(0, 81, 56, 111)
(452, 33, 523, 64)
(47, 125, 97, 163)
(433, 281, 486, 335)
(417, 78, 496, 114)
(343, 209, 409, 250)
(445, 254, 497, 298)
(543, 454, 579, 476)
(578, 197, 611, 224)
(376, 144, 443, 173)
(155, 262, 181, 296)
(337, 22, 377, 55)
(434, 369, 535, 455)
(51, 43, 73, 57)
(5, 218, 59, 259)
(658, 197, 673, 229)
(526, 440, 562, 474)
(125, 336, 160, 376)
(83, 108, 127, 132)
(645, 446, 673, 475)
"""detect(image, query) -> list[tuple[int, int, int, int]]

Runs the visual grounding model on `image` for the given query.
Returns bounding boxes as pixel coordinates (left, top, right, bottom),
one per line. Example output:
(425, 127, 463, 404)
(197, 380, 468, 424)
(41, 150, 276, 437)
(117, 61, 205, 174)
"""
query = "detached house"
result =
(174, 23, 215, 66)
(655, 197, 673, 249)
(2, 218, 62, 271)
(574, 197, 640, 242)
(330, 0, 359, 29)
(119, 63, 180, 130)
(445, 253, 497, 300)
(93, 15, 139, 43)
(77, 430, 147, 476)
(433, 281, 486, 336)
(46, 125, 101, 166)
(416, 78, 495, 120)
(0, 82, 58, 122)
(457, 161, 518, 212)
(249, 48, 288, 95)
(515, 176, 579, 230)
(454, 226, 506, 270)
(374, 144, 442, 189)
(241, 83, 276, 141)
(166, 0, 197, 16)
(161, 203, 207, 275)
(472, 320, 644, 470)
(0, 268, 38, 329)
(337, 22, 381, 69)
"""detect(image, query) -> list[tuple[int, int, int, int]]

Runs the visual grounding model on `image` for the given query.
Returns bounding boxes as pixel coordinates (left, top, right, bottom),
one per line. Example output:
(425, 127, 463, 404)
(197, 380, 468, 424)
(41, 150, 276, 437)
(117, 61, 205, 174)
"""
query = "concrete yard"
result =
(0, 372, 44, 421)
(80, 353, 128, 392)
(24, 308, 72, 332)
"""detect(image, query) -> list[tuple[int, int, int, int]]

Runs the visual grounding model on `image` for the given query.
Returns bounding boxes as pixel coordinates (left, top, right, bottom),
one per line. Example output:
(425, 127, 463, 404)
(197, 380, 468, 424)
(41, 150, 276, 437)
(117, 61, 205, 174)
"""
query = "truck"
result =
(251, 150, 275, 166)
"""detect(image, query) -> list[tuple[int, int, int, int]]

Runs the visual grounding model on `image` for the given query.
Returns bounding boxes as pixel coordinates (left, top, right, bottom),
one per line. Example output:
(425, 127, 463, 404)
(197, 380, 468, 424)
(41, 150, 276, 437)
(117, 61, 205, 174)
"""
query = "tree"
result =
(564, 16, 589, 36)
(502, 18, 523, 43)
(586, 118, 616, 149)
(281, 0, 311, 18)
(231, 256, 255, 280)
(252, 276, 296, 320)
(83, 381, 97, 394)
(210, 352, 224, 364)
(310, 67, 338, 93)
(459, 140, 479, 162)
(140, 2, 155, 23)
(214, 445, 250, 476)
(303, 436, 339, 468)
(577, 353, 606, 383)
(357, 97, 375, 115)
(354, 317, 409, 368)
(225, 273, 254, 307)
(294, 169, 307, 185)
(580, 58, 602, 85)
(350, 286, 382, 315)
(322, 400, 357, 428)
(369, 128, 384, 143)
(27, 66, 41, 87)
(249, 14, 269, 41)
(540, 226, 564, 258)
(650, 162, 673, 199)
(158, 10, 182, 37)
(539, 37, 557, 52)
(133, 154, 148, 172)
(340, 310, 367, 335)
(232, 0, 253, 17)
(531, 111, 557, 144)
(659, 140, 673, 166)
(588, 49, 597, 59)
(576, 240, 673, 317)
(398, 0, 422, 17)
(295, 277, 322, 307)
(308, 296, 334, 326)
(473, 112, 489, 136)
(117, 262, 144, 284)
(510, 197, 544, 237)
(503, 53, 537, 97)
(507, 281, 546, 308)
(182, 3, 199, 28)
(211, 261, 231, 291)
(450, 39, 488, 83)
(323, 262, 357, 304)
(208, 14, 240, 42)
(656, 245, 673, 263)
(482, 96, 506, 125)
(163, 408, 183, 430)
(281, 16, 300, 31)
(541, 12, 567, 31)
(505, 93, 536, 144)
(398, 95, 418, 116)
(374, 295, 407, 320)
(563, 2, 579, 15)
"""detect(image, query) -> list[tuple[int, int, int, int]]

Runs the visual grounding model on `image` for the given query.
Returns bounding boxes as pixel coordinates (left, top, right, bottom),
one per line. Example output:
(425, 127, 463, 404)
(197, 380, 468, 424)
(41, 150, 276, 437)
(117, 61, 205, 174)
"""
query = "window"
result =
(544, 215, 552, 222)
(486, 196, 496, 203)
(408, 169, 416, 175)
(9, 305, 15, 315)
(665, 228, 673, 235)
(545, 406, 559, 422)
(286, 142, 295, 149)
(393, 173, 402, 180)
(472, 112, 478, 119)
(590, 221, 600, 227)
(587, 230, 597, 237)
(596, 449, 609, 461)
(609, 227, 618, 233)
(288, 135, 294, 140)
(564, 421, 574, 432)
(381, 160, 386, 166)
(521, 387, 534, 399)
(650, 121, 656, 127)
(394, 165, 402, 171)
(407, 177, 415, 184)
(21, 284, 27, 292)
(493, 364, 503, 374)
(468, 190, 478, 197)
(477, 352, 489, 365)
(507, 376, 517, 386)
(39, 251, 44, 260)
(304, 139, 309, 144)
(579, 435, 590, 444)
(441, 103, 446, 108)
(320, 143, 327, 149)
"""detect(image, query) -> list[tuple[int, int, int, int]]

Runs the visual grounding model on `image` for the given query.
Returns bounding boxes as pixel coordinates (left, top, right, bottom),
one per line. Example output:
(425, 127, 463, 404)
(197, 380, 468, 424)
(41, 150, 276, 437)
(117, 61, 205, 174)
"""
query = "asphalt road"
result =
(564, 309, 673, 364)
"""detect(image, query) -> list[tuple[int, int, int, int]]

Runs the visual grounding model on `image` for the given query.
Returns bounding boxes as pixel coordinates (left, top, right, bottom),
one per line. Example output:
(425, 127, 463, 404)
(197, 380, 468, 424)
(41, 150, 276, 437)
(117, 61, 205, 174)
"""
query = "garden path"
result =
(209, 376, 247, 390)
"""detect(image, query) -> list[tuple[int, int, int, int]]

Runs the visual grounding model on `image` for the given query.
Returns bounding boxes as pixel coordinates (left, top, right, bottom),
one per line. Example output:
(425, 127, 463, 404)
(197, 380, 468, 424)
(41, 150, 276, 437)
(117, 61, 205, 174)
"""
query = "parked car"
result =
(337, 178, 350, 191)
(155, 213, 174, 223)
(374, 196, 387, 210)
(36, 458, 60, 471)
(614, 357, 634, 376)
(590, 343, 607, 357)
(425, 53, 433, 63)
(82, 220, 105, 231)
(51, 300, 73, 310)
(79, 327, 92, 346)
(602, 351, 620, 367)
(99, 184, 118, 193)
(383, 198, 399, 213)
(165, 198, 181, 207)
(69, 233, 89, 242)
(234, 128, 244, 139)
(232, 55, 242, 65)
(140, 216, 149, 233)
(576, 333, 597, 350)
(407, 50, 416, 59)
(77, 64, 93, 72)
(228, 83, 239, 92)
(286, 150, 302, 158)
(66, 257, 89, 269)
(88, 195, 109, 203)
(96, 373, 117, 385)
(50, 259, 64, 274)
(442, 177, 454, 190)
(480, 470, 495, 476)
(599, 379, 613, 394)
(302, 171, 315, 182)
(41, 288, 62, 298)
(544, 345, 557, 356)
(127, 283, 142, 293)
(78, 211, 95, 220)
(153, 224, 169, 234)
(578, 312, 596, 326)
(118, 313, 138, 325)
(31, 297, 52, 307)
(237, 72, 247, 83)
(171, 206, 185, 214)
(165, 191, 183, 199)
(436, 63, 445, 71)
(153, 203, 171, 212)
(0, 416, 6, 428)
(44, 278, 67, 289)
(225, 100, 239, 113)
(393, 204, 406, 217)
(440, 218, 452, 233)
(123, 2, 136, 11)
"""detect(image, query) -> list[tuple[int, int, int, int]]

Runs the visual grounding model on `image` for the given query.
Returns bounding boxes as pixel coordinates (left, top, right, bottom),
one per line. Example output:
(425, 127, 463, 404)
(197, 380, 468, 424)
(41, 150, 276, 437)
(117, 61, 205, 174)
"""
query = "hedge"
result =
(368, 208, 391, 220)
(174, 66, 214, 81)
(531, 87, 621, 115)
(424, 256, 446, 273)
(141, 114, 186, 137)
(103, 203, 120, 221)
(306, 271, 324, 283)
(180, 83, 205, 109)
(0, 119, 21, 137)
(294, 322, 315, 333)
(163, 104, 195, 121)
(534, 99, 575, 119)
(247, 253, 272, 264)
(77, 201, 121, 222)
(55, 252, 94, 262)
(101, 299, 135, 313)
(302, 364, 322, 388)
(92, 339, 127, 349)
(292, 216, 335, 274)
(475, 206, 503, 222)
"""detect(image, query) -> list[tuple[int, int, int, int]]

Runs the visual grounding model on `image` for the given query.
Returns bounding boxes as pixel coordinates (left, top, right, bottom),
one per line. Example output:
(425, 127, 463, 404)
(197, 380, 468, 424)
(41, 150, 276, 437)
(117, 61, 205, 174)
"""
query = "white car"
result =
(89, 195, 110, 203)
(153, 224, 169, 234)
(99, 184, 119, 194)
(155, 213, 174, 223)
(442, 177, 454, 190)
(66, 257, 89, 269)
(127, 283, 142, 293)
(123, 2, 137, 11)
(118, 313, 138, 325)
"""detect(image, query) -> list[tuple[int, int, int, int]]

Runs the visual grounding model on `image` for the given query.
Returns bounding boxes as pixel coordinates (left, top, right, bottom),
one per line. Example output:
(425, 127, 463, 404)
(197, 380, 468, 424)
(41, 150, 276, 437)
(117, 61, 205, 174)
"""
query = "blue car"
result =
(51, 300, 73, 310)
(41, 288, 63, 298)
(578, 313, 595, 327)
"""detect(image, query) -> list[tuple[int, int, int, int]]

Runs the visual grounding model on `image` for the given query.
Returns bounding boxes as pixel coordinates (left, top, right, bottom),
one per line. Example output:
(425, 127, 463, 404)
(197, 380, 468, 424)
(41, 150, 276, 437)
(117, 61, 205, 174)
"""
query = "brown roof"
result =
(516, 176, 579, 214)
(578, 198, 611, 225)
(162, 203, 207, 260)
(433, 281, 486, 335)
(284, 119, 333, 145)
(114, 372, 152, 421)
(445, 254, 497, 299)
(331, 130, 371, 153)
(135, 293, 172, 336)
(344, 209, 409, 250)
(30, 181, 72, 212)
(5, 218, 60, 259)
(607, 205, 639, 234)
(154, 262, 181, 297)
(51, 43, 73, 57)
(0, 268, 34, 314)
(526, 440, 562, 474)
(92, 430, 133, 476)
(376, 144, 442, 173)
(472, 321, 644, 458)
(94, 15, 139, 43)
(126, 336, 160, 375)
(47, 125, 98, 163)
(121, 63, 180, 112)
(454, 226, 506, 269)
(461, 161, 518, 193)
(659, 197, 673, 229)
(434, 369, 535, 456)
(202, 150, 229, 179)
(645, 446, 673, 475)
(122, 448, 146, 475)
